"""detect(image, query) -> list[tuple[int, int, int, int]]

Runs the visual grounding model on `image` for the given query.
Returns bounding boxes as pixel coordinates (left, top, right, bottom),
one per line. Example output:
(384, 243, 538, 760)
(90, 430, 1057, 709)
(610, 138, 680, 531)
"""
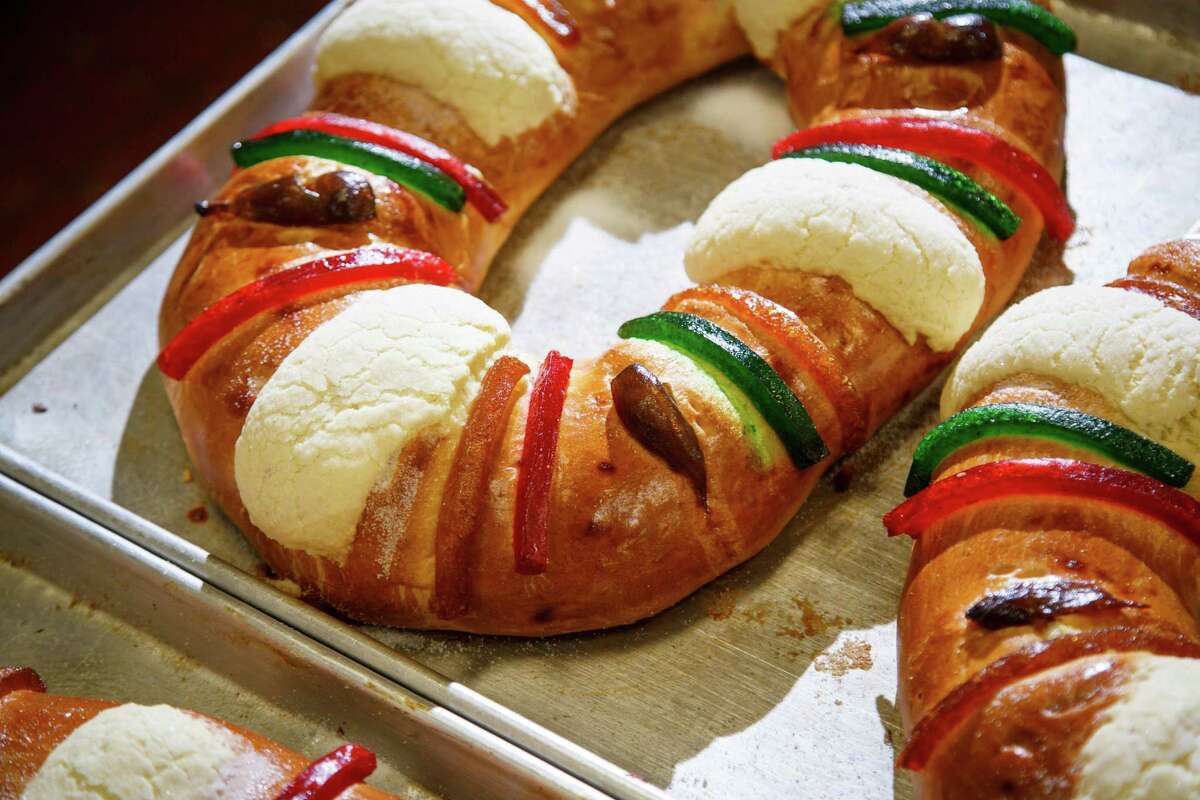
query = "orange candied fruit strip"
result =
(433, 355, 531, 619)
(664, 285, 868, 453)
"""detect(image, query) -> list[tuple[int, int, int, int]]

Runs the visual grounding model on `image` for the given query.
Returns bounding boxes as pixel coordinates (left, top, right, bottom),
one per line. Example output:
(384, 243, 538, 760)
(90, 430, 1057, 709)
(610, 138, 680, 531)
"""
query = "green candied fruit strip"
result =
(904, 403, 1196, 496)
(617, 312, 829, 469)
(841, 0, 1077, 55)
(689, 357, 776, 466)
(782, 142, 1022, 240)
(232, 129, 466, 213)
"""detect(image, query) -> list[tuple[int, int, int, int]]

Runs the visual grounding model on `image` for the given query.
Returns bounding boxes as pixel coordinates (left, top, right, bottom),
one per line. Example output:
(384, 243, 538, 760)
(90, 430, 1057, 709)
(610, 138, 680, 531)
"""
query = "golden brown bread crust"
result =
(239, 341, 831, 633)
(779, 9, 1066, 174)
(0, 689, 394, 799)
(159, 1, 1066, 634)
(901, 523, 1200, 725)
(898, 243, 1200, 794)
(309, 0, 750, 256)
(1127, 238, 1200, 295)
(919, 654, 1135, 800)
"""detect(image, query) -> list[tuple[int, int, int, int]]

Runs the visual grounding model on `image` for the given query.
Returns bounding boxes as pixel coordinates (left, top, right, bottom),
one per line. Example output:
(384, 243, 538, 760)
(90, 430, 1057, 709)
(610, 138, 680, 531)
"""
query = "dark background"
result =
(1, 1, 328, 277)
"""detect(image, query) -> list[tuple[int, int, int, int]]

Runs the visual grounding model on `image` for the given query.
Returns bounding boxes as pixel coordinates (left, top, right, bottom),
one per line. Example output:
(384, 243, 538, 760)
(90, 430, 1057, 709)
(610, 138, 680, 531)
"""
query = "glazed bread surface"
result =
(897, 241, 1200, 796)
(159, 0, 1067, 634)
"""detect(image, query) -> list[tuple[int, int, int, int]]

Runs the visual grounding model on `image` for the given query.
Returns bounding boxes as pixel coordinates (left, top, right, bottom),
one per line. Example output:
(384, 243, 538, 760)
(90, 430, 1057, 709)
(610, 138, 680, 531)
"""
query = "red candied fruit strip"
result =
(513, 350, 573, 575)
(1108, 275, 1200, 322)
(273, 743, 377, 800)
(899, 627, 1200, 770)
(884, 458, 1200, 547)
(0, 667, 46, 696)
(435, 356, 532, 619)
(772, 117, 1074, 241)
(252, 113, 507, 222)
(157, 245, 457, 381)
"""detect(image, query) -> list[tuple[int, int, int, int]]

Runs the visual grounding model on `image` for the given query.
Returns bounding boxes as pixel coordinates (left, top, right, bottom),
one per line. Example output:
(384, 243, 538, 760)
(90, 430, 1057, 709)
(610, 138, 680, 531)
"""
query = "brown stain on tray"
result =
(777, 596, 850, 641)
(706, 588, 860, 665)
(705, 586, 739, 621)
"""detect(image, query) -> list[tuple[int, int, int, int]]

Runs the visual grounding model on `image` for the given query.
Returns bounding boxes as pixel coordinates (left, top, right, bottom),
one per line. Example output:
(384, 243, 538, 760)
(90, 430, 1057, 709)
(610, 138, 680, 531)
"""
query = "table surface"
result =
(0, 1, 327, 278)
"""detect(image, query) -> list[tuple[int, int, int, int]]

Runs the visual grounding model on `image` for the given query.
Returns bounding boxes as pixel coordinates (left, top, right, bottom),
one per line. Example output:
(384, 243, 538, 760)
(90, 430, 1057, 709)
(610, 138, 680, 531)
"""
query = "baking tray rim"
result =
(0, 456, 621, 800)
(3, 2, 1199, 797)
(0, 442, 665, 800)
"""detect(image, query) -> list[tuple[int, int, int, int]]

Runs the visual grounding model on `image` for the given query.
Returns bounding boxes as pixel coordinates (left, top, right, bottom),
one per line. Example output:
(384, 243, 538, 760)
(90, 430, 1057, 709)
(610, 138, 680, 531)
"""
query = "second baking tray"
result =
(0, 469, 606, 799)
(2, 2, 1200, 798)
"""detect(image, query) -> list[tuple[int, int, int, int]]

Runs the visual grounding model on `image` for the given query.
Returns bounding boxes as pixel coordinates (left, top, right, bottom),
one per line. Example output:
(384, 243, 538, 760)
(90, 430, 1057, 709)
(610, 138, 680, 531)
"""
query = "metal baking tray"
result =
(0, 469, 608, 799)
(1, 2, 1198, 798)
